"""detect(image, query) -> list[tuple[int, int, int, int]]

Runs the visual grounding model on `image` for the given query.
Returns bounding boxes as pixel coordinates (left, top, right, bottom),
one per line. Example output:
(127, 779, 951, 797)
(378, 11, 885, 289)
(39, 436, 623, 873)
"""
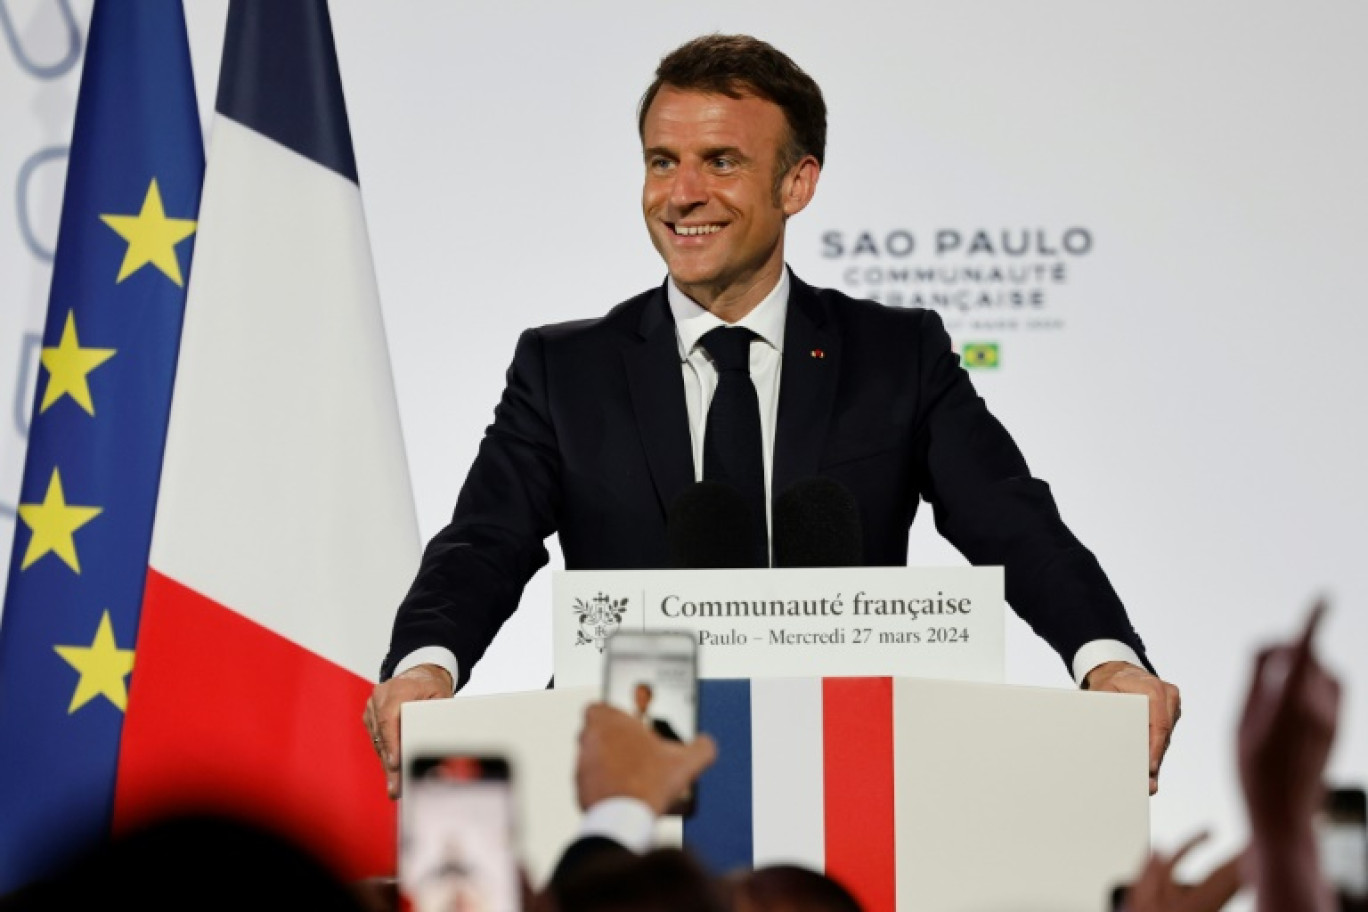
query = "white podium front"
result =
(401, 676, 1148, 912)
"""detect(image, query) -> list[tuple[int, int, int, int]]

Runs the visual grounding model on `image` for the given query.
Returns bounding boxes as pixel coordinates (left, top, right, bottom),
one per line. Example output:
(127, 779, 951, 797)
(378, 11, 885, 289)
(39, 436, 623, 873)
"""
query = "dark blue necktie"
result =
(698, 326, 767, 567)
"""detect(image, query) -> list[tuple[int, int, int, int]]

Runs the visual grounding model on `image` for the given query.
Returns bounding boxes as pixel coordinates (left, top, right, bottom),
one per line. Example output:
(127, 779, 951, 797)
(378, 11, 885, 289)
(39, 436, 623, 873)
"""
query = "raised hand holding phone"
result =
(599, 630, 705, 816)
(575, 703, 717, 816)
(400, 754, 523, 912)
(1316, 787, 1368, 912)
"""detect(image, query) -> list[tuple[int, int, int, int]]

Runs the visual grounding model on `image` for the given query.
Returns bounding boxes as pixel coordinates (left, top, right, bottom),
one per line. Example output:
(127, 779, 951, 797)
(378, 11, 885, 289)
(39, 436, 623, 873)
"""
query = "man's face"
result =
(634, 684, 652, 714)
(641, 86, 816, 315)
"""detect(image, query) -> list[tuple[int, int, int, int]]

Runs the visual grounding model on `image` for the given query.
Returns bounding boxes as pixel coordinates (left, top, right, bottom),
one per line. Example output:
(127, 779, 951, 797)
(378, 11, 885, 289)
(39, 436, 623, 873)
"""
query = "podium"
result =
(401, 568, 1149, 912)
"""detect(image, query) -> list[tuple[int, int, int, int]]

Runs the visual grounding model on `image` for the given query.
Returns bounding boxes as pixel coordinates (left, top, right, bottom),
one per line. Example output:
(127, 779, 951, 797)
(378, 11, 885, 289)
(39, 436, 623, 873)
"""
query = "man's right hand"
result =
(362, 663, 454, 799)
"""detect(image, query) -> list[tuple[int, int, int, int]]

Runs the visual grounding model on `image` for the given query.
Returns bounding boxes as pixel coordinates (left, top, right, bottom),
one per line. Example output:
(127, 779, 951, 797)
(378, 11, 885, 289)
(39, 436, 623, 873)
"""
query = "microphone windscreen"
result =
(772, 476, 863, 567)
(667, 481, 761, 569)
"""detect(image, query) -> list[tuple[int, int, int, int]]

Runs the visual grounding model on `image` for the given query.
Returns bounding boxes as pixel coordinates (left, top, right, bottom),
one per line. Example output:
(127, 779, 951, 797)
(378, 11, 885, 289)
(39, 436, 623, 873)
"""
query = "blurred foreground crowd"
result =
(0, 602, 1358, 912)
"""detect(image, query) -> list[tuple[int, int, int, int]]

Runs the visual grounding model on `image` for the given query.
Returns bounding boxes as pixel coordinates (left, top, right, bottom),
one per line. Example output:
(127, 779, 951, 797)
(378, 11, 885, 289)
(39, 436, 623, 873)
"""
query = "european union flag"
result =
(0, 0, 203, 892)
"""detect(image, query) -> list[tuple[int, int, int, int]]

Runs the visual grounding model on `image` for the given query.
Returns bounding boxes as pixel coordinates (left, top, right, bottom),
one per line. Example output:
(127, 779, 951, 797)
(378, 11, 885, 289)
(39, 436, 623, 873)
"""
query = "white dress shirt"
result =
(576, 795, 658, 853)
(668, 268, 787, 550)
(396, 268, 1141, 688)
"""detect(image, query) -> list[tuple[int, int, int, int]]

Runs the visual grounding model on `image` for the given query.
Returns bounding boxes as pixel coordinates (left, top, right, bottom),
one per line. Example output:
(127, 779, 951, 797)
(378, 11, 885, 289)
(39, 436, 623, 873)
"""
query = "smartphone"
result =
(602, 629, 700, 817)
(1317, 785, 1368, 912)
(399, 754, 521, 912)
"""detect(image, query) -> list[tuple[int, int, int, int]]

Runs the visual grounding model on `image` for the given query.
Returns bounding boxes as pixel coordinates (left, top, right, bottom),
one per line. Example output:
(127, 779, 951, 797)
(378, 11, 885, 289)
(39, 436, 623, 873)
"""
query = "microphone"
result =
(667, 481, 763, 568)
(772, 476, 864, 567)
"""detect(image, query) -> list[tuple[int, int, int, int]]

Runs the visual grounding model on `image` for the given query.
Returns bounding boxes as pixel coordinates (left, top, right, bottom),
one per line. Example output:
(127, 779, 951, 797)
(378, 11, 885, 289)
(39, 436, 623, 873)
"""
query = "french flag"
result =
(113, 1, 418, 881)
(684, 678, 898, 912)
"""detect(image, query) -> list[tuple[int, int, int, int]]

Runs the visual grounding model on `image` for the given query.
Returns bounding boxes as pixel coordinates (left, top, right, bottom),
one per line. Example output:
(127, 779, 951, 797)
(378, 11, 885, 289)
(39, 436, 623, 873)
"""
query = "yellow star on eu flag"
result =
(54, 610, 135, 713)
(100, 177, 197, 287)
(16, 467, 102, 573)
(39, 311, 117, 415)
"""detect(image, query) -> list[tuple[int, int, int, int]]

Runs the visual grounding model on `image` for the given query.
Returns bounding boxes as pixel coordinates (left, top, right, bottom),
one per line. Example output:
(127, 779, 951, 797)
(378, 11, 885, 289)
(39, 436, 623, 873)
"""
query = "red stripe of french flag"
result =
(115, 571, 394, 877)
(824, 677, 897, 912)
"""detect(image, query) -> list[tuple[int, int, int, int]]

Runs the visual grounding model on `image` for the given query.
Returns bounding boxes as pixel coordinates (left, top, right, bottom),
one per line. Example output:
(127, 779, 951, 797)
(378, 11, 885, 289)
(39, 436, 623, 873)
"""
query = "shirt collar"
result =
(668, 269, 789, 360)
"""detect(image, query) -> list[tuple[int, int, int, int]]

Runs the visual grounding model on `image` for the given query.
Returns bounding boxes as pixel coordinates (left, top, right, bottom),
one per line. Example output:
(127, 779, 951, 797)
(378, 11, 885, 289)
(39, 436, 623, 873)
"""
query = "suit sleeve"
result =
(652, 718, 682, 743)
(380, 329, 561, 688)
(911, 310, 1154, 675)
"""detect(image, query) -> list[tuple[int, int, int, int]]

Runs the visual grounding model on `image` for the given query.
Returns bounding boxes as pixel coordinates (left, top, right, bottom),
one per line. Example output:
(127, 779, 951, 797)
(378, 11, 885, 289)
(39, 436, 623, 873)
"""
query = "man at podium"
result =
(363, 32, 1180, 799)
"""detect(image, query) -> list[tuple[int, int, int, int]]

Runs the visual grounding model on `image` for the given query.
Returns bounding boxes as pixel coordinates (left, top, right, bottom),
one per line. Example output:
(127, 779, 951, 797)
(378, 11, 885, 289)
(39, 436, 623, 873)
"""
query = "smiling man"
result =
(365, 34, 1180, 800)
(640, 83, 816, 321)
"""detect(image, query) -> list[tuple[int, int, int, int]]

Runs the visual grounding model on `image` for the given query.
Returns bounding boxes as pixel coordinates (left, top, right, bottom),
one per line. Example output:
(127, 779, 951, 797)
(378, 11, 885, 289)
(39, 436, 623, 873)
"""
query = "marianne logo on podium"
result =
(573, 592, 631, 651)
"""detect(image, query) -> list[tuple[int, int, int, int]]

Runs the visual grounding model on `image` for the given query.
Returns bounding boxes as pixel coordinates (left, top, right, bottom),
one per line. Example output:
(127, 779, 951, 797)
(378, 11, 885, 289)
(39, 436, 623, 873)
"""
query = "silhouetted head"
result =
(727, 863, 864, 912)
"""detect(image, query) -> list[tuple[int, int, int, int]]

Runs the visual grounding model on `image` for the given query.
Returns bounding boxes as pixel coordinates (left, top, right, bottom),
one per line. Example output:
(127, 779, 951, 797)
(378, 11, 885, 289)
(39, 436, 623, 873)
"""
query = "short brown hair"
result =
(638, 34, 827, 181)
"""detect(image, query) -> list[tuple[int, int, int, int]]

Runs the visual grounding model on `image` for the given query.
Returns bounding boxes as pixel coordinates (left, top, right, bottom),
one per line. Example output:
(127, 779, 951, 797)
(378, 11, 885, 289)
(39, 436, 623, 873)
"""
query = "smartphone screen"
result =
(1317, 786, 1368, 911)
(602, 629, 699, 816)
(400, 755, 521, 912)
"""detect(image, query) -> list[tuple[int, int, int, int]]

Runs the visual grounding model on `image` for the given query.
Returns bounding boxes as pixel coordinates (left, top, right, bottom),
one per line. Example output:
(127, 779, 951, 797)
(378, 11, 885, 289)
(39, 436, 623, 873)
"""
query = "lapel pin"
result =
(810, 348, 825, 359)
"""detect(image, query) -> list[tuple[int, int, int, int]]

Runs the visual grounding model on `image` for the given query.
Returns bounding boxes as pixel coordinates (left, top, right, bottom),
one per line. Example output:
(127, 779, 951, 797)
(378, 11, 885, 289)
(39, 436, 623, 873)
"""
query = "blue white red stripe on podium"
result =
(684, 678, 897, 912)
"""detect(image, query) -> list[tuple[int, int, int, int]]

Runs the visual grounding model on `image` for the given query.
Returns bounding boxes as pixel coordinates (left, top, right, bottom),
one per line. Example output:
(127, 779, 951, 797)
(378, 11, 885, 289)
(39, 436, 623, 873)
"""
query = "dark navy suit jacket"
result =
(380, 273, 1149, 688)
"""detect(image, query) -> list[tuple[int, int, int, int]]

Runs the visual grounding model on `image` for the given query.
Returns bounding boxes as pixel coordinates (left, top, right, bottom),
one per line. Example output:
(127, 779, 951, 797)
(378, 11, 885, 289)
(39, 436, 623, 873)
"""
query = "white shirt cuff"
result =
(392, 647, 458, 695)
(1072, 639, 1144, 687)
(577, 797, 656, 854)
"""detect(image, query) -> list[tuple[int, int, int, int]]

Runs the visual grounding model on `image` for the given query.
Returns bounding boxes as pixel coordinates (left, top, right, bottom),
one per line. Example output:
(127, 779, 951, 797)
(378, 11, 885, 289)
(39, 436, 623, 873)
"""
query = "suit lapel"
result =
(623, 287, 695, 519)
(774, 275, 840, 498)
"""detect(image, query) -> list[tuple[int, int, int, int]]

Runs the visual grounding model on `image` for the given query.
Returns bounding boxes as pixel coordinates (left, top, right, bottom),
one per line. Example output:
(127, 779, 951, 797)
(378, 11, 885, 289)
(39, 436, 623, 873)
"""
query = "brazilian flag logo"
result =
(962, 342, 1000, 370)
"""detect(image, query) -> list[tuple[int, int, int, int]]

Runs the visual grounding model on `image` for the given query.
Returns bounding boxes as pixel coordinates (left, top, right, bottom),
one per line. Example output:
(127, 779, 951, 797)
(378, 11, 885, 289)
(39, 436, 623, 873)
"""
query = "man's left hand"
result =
(1086, 660, 1181, 795)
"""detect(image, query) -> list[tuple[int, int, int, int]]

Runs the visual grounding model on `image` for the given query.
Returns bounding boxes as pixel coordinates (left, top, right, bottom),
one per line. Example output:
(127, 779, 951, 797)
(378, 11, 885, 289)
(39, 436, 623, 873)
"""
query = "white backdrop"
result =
(3, 0, 1365, 893)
